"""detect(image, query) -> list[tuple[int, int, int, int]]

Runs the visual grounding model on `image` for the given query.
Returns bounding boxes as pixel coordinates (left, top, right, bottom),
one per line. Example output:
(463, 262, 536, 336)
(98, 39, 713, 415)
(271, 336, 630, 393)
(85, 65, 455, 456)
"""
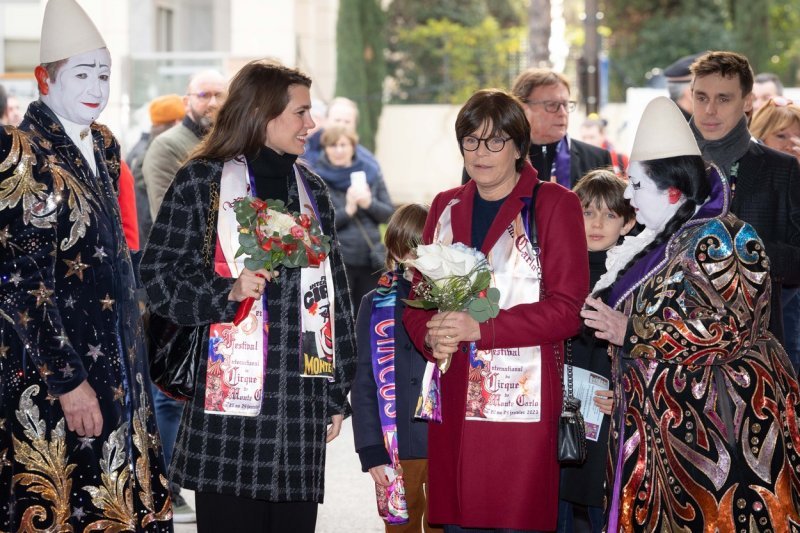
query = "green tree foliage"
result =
(603, 0, 800, 100)
(387, 0, 526, 104)
(335, 0, 386, 151)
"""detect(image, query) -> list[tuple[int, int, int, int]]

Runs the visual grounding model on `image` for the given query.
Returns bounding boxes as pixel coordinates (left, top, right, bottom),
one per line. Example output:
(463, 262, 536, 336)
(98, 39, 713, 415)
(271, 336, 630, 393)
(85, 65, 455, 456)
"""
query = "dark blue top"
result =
(472, 194, 506, 250)
(351, 275, 430, 470)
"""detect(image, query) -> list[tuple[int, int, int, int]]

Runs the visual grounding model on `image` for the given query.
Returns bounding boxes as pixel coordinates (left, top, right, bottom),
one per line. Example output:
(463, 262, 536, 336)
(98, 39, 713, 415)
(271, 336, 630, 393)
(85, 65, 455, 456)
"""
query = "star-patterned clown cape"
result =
(0, 101, 172, 531)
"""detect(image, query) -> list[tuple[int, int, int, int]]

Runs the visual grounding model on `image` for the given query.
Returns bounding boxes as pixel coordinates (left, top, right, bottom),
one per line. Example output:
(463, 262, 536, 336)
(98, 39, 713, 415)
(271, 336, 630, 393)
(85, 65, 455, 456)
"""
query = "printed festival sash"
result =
(204, 159, 335, 417)
(420, 197, 543, 423)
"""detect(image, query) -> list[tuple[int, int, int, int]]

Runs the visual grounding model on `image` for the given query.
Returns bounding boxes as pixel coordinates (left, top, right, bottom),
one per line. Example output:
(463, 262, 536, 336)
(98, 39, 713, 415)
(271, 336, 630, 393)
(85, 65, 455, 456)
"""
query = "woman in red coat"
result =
(404, 89, 588, 531)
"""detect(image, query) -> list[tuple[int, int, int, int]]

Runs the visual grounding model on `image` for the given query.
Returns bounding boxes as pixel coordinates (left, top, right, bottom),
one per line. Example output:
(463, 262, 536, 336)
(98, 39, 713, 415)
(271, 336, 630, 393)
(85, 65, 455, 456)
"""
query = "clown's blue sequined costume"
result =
(0, 102, 171, 531)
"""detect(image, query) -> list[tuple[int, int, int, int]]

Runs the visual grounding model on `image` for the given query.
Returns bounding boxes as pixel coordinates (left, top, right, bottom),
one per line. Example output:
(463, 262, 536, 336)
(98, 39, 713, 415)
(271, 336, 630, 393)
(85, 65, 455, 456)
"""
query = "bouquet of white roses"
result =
(404, 242, 500, 373)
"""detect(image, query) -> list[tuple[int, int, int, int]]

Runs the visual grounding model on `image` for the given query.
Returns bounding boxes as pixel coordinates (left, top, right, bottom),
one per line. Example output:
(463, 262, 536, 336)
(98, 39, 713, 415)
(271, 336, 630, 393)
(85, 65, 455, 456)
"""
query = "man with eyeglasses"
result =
(142, 69, 227, 222)
(689, 51, 800, 347)
(140, 68, 226, 524)
(510, 68, 611, 189)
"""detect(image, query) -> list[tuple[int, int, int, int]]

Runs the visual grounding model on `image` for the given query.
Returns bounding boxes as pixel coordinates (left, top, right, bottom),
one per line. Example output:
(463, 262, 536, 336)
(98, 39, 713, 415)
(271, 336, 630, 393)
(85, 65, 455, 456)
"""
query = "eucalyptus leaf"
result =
(244, 257, 264, 271)
(486, 287, 500, 304)
(239, 232, 257, 249)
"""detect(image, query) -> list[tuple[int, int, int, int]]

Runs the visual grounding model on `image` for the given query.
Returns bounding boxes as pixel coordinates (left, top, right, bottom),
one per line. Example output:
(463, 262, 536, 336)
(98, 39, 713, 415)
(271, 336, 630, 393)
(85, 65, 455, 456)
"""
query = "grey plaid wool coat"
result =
(139, 158, 357, 502)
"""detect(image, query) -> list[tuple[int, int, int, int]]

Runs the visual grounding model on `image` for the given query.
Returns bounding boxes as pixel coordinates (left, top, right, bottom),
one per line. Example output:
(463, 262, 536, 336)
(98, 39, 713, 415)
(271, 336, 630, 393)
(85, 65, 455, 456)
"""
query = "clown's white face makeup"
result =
(624, 161, 684, 231)
(41, 48, 111, 125)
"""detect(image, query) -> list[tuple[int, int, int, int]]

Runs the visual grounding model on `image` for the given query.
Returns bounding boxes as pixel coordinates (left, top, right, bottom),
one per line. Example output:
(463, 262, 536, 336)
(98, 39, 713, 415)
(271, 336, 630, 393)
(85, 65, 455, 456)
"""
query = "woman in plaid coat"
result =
(140, 60, 357, 533)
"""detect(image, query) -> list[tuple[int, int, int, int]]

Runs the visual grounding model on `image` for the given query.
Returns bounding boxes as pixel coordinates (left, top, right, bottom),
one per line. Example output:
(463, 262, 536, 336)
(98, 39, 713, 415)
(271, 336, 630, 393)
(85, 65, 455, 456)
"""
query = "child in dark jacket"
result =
(557, 170, 636, 533)
(352, 203, 443, 533)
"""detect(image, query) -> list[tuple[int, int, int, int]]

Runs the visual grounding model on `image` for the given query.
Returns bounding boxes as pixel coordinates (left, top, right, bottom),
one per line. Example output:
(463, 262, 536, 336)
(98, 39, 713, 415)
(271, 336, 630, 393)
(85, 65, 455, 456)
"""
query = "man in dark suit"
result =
(689, 51, 800, 343)
(461, 70, 611, 186)
(511, 68, 611, 188)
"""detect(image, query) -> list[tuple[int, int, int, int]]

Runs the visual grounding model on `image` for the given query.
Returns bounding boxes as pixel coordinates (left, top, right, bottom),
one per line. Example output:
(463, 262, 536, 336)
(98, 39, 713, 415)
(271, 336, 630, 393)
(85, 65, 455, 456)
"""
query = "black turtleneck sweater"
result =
(588, 249, 607, 288)
(246, 146, 297, 206)
(528, 141, 559, 182)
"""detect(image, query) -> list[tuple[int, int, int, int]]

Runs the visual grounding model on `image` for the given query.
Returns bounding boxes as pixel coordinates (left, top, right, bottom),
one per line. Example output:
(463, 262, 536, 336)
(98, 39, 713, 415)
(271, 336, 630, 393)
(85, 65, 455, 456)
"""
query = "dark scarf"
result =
(314, 152, 376, 191)
(246, 146, 298, 203)
(690, 116, 751, 176)
(183, 114, 209, 139)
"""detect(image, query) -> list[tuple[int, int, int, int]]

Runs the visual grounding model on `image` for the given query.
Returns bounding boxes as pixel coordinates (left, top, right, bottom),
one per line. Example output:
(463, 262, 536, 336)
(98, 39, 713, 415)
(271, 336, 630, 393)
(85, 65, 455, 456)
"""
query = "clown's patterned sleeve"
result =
(621, 215, 769, 366)
(0, 127, 87, 395)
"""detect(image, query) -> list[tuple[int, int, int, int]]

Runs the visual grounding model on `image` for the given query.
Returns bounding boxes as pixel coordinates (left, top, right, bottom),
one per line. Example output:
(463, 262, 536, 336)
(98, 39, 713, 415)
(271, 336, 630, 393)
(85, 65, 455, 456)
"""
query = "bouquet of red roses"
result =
(232, 197, 331, 325)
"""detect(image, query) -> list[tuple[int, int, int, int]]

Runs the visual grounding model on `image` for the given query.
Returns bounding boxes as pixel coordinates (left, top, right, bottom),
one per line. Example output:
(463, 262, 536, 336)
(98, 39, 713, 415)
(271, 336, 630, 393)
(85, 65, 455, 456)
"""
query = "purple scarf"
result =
(370, 271, 408, 524)
(553, 136, 571, 188)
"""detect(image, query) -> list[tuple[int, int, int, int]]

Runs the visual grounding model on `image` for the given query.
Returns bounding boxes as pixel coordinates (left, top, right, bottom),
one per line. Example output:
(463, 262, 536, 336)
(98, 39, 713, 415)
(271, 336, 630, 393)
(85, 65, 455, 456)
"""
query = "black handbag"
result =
(527, 182, 587, 464)
(557, 341, 588, 464)
(147, 182, 219, 401)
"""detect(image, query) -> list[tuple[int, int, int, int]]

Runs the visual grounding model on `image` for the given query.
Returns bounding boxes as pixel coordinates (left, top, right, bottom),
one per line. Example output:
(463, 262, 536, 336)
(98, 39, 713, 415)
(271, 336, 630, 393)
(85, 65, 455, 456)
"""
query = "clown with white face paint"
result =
(583, 97, 800, 532)
(623, 160, 686, 232)
(40, 48, 111, 126)
(1, 0, 173, 530)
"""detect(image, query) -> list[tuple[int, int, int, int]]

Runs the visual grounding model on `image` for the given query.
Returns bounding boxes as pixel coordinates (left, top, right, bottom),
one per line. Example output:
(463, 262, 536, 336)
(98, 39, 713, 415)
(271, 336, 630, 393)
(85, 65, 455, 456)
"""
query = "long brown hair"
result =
(191, 59, 311, 161)
(384, 203, 429, 271)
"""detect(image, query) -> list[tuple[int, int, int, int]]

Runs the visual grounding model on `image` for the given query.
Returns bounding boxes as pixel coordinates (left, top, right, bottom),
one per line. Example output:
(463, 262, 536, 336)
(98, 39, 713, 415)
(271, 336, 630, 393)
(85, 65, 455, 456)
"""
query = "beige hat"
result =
(630, 96, 701, 161)
(39, 0, 107, 64)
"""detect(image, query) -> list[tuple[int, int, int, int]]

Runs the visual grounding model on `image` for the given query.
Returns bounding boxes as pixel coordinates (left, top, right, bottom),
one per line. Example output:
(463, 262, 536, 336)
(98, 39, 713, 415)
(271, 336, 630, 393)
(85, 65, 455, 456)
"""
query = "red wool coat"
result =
(404, 163, 589, 530)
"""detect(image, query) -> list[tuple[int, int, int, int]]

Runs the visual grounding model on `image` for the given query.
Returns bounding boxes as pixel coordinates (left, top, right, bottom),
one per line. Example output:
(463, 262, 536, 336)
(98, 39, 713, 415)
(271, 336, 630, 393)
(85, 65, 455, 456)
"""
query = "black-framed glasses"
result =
(461, 135, 512, 152)
(522, 99, 577, 113)
(188, 91, 226, 102)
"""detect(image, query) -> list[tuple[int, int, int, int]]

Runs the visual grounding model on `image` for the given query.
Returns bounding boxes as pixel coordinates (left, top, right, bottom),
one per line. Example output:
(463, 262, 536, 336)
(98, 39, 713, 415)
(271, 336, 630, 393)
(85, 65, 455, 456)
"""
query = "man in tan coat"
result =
(142, 69, 226, 220)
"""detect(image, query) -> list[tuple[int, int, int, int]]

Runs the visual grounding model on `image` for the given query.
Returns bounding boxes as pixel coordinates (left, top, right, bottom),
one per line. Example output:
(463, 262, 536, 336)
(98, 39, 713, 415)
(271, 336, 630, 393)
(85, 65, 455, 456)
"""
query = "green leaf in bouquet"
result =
(266, 199, 285, 210)
(402, 298, 439, 310)
(239, 232, 258, 250)
(472, 270, 492, 292)
(235, 245, 246, 258)
(235, 199, 256, 220)
(486, 287, 500, 303)
(244, 256, 265, 271)
(468, 297, 492, 323)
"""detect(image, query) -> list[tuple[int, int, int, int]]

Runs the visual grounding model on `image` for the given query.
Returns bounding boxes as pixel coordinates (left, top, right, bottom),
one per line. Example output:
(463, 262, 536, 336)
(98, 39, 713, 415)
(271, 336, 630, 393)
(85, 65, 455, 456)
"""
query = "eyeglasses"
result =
(461, 136, 512, 152)
(188, 91, 226, 102)
(771, 96, 795, 107)
(522, 99, 577, 113)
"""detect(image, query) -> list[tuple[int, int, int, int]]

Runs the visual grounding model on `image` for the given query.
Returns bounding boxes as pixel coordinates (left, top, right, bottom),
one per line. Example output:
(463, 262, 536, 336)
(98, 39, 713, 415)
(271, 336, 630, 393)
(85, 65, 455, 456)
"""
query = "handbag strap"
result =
(352, 215, 377, 251)
(527, 182, 573, 404)
(202, 181, 220, 268)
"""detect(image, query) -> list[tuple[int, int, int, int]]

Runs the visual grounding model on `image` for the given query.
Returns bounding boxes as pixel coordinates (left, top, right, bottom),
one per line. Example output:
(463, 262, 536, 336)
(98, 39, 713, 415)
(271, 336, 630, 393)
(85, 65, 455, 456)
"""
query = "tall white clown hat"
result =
(630, 96, 701, 161)
(39, 0, 106, 64)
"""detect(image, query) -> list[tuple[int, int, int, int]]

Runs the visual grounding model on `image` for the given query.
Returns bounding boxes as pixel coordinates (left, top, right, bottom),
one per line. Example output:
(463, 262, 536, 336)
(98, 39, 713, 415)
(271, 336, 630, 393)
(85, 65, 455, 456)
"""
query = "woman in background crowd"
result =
(314, 125, 394, 310)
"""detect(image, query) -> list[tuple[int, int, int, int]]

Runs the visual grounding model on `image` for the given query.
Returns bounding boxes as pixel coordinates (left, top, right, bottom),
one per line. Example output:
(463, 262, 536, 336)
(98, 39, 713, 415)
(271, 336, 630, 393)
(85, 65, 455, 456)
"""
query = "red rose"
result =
(298, 214, 312, 229)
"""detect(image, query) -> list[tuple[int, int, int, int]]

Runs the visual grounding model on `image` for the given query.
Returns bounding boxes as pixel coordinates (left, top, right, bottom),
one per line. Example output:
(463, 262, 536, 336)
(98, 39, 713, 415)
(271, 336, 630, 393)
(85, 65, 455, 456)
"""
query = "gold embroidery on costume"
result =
(132, 376, 173, 527)
(0, 128, 57, 229)
(11, 386, 73, 532)
(46, 156, 95, 251)
(83, 424, 136, 532)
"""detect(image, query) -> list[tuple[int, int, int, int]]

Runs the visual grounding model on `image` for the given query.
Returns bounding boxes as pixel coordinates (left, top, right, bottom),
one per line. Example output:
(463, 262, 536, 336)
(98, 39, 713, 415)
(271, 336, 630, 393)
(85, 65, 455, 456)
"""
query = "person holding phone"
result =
(314, 125, 394, 310)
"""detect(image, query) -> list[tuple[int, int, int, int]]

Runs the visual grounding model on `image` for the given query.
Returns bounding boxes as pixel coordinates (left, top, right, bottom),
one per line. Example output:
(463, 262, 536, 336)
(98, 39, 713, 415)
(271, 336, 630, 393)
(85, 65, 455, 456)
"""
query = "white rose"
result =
(408, 244, 450, 280)
(408, 243, 482, 286)
(263, 209, 297, 236)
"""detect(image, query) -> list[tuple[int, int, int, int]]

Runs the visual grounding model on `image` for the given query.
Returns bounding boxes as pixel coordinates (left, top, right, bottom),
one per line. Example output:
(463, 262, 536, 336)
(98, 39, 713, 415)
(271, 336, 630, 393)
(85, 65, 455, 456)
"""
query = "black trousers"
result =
(195, 492, 318, 533)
